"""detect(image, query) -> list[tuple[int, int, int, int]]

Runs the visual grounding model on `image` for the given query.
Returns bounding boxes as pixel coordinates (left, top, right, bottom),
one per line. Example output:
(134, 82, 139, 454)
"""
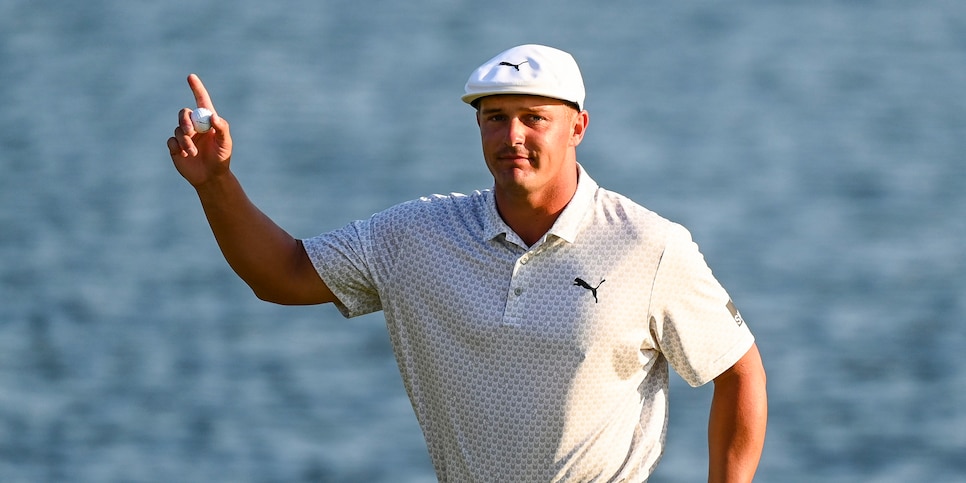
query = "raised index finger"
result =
(187, 73, 215, 111)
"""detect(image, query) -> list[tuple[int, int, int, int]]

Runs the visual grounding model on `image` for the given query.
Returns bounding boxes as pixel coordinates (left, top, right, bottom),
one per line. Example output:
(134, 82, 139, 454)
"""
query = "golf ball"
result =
(191, 108, 212, 133)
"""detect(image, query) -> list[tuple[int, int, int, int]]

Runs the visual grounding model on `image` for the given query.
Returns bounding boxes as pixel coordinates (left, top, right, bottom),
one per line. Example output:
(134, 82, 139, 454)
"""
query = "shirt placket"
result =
(501, 242, 552, 327)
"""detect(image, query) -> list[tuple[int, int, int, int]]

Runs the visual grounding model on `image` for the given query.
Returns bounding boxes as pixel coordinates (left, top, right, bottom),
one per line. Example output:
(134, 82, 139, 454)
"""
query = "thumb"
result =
(210, 112, 231, 138)
(209, 112, 233, 160)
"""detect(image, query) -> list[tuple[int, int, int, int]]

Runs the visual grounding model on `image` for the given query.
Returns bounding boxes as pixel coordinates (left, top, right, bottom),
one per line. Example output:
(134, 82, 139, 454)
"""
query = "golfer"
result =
(167, 44, 767, 482)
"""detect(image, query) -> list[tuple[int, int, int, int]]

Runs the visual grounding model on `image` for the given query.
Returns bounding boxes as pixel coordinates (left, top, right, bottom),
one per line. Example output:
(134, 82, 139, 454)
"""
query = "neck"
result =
(494, 166, 579, 247)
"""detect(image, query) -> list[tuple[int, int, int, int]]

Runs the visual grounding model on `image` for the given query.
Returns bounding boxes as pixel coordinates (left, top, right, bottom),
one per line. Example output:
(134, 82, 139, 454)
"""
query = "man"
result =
(167, 44, 767, 482)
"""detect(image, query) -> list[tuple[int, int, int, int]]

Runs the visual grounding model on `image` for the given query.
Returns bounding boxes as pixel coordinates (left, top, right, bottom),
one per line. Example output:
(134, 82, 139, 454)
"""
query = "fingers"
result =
(178, 107, 194, 134)
(170, 127, 195, 158)
(188, 73, 215, 111)
(169, 74, 230, 160)
(172, 107, 198, 156)
(166, 136, 183, 157)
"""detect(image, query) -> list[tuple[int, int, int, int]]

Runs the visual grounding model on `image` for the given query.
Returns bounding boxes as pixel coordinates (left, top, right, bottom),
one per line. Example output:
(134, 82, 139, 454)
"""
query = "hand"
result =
(167, 74, 233, 188)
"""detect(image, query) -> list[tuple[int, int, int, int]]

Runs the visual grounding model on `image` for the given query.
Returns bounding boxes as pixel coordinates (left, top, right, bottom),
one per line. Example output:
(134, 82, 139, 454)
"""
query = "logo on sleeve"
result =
(726, 300, 745, 326)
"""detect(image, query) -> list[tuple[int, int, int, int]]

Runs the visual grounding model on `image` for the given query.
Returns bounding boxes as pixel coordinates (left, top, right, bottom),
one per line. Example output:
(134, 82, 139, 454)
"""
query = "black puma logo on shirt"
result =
(573, 277, 605, 303)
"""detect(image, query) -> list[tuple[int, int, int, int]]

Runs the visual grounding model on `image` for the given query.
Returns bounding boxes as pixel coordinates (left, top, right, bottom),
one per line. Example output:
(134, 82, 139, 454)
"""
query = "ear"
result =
(570, 110, 590, 147)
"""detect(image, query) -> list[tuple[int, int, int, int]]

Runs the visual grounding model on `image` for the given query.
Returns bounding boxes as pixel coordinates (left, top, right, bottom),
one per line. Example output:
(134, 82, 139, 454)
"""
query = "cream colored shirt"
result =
(303, 166, 754, 482)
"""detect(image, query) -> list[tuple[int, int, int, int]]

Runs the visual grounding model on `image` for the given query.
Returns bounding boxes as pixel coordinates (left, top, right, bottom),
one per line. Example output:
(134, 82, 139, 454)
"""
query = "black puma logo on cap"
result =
(499, 60, 529, 71)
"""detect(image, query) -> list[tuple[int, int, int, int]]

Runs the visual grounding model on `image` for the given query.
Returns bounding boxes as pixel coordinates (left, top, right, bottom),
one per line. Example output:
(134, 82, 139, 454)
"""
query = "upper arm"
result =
(709, 343, 768, 482)
(252, 239, 339, 306)
(714, 343, 766, 387)
(291, 239, 340, 305)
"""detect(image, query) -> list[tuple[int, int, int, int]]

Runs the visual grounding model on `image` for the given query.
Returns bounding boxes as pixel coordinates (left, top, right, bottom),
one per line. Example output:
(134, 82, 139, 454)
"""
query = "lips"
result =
(497, 149, 531, 162)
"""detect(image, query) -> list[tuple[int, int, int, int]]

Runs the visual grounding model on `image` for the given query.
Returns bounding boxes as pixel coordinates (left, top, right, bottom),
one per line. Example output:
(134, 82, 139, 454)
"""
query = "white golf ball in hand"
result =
(191, 108, 213, 133)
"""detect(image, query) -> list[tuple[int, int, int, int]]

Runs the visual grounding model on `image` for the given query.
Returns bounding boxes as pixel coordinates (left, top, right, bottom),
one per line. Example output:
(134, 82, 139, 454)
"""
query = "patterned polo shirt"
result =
(302, 165, 755, 482)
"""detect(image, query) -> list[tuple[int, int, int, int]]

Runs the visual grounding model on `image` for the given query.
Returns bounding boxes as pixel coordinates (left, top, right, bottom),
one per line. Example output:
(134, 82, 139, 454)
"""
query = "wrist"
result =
(193, 168, 239, 201)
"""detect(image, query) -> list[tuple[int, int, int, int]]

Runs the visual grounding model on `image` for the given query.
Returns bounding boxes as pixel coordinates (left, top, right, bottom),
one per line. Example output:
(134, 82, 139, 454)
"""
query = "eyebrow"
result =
(479, 105, 554, 117)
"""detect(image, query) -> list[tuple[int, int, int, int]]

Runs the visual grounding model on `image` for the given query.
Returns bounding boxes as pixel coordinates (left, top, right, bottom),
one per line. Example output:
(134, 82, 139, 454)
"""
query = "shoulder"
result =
(371, 190, 491, 235)
(381, 190, 488, 219)
(591, 187, 686, 242)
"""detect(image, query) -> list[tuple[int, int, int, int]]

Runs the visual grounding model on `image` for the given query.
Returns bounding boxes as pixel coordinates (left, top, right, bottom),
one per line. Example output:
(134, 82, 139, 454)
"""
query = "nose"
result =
(505, 117, 526, 146)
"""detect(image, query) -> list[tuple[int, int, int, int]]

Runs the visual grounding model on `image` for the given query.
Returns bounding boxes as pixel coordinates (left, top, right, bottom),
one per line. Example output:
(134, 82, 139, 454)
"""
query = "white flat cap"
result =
(462, 44, 585, 110)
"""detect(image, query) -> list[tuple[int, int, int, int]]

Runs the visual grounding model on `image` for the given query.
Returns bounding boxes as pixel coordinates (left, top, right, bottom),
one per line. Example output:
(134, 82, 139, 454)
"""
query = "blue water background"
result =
(1, 1, 964, 481)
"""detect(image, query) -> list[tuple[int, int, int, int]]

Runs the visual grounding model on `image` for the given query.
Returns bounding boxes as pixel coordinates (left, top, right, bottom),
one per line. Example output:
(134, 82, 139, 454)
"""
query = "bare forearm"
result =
(195, 171, 328, 304)
(708, 344, 768, 483)
(168, 74, 333, 305)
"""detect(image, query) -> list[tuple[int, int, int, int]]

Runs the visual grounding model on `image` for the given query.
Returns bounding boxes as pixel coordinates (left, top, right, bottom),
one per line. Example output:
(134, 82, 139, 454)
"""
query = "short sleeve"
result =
(647, 224, 754, 387)
(302, 217, 384, 318)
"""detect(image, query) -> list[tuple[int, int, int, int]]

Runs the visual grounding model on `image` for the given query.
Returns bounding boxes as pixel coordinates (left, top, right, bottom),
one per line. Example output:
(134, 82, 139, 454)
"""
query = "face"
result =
(476, 95, 589, 201)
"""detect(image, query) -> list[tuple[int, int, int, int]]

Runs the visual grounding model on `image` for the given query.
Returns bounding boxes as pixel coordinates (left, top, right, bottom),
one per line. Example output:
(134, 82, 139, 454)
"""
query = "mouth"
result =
(496, 149, 532, 164)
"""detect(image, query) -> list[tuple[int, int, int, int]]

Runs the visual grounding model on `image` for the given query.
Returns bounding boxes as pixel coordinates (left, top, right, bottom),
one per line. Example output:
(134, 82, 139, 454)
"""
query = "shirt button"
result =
(513, 287, 523, 296)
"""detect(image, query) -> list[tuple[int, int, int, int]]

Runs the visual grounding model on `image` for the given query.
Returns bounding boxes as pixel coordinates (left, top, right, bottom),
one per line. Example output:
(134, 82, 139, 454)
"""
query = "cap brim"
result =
(461, 88, 581, 110)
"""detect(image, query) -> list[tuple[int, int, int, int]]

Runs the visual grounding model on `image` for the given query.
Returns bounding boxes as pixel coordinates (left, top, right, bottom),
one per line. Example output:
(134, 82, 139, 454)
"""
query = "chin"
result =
(496, 174, 542, 196)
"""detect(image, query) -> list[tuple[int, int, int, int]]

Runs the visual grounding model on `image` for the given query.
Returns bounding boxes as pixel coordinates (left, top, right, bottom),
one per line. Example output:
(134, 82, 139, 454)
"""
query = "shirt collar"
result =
(483, 163, 599, 245)
(548, 163, 598, 243)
